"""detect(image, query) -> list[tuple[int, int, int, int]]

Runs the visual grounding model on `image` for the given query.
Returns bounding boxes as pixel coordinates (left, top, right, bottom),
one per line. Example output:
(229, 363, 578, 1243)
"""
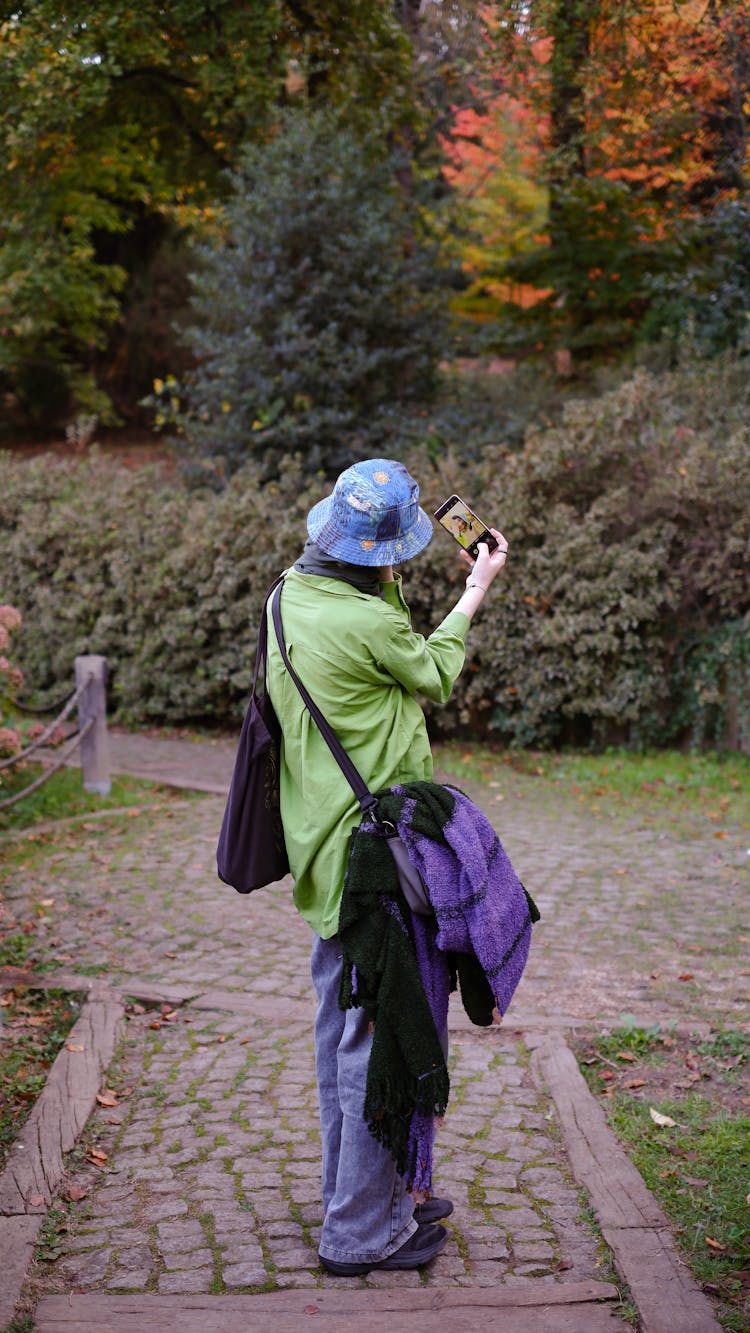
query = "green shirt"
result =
(265, 568, 470, 939)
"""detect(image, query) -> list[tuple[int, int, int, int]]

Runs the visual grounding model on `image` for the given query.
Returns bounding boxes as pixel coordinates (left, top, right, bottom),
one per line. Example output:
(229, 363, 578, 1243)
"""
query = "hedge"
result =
(1, 355, 748, 748)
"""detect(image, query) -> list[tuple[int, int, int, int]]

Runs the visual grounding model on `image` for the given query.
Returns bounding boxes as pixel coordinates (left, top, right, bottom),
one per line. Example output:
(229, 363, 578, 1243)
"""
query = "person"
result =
(264, 458, 508, 1276)
(448, 512, 478, 548)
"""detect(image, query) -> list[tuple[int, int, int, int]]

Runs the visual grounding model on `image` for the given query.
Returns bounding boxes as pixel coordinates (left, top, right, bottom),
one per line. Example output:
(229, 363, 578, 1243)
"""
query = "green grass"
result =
(0, 762, 181, 833)
(577, 1020, 750, 1332)
(436, 743, 750, 826)
(0, 987, 82, 1171)
(606, 1096, 750, 1331)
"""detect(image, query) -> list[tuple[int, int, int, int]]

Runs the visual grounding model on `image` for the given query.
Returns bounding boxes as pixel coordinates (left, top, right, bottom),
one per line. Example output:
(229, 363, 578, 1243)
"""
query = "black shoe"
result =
(414, 1196, 453, 1224)
(319, 1222, 447, 1276)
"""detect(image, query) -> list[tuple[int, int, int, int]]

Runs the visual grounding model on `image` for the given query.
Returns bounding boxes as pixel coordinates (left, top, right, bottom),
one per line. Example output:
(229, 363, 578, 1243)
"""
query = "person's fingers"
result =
(489, 528, 509, 557)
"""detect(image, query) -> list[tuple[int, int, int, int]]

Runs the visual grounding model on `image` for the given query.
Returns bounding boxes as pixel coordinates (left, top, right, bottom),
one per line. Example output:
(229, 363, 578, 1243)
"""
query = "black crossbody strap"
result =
(271, 583, 379, 817)
(253, 572, 285, 693)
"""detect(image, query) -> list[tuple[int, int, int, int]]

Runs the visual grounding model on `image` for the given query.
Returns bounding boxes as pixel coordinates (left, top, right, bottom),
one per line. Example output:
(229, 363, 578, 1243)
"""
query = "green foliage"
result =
(641, 200, 750, 356)
(0, 448, 320, 724)
(493, 177, 681, 356)
(0, 2, 423, 430)
(180, 111, 451, 479)
(0, 2, 285, 428)
(1, 354, 748, 746)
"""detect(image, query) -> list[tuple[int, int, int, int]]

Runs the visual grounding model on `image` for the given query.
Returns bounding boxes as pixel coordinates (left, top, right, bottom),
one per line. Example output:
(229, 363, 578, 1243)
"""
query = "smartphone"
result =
(434, 494, 498, 559)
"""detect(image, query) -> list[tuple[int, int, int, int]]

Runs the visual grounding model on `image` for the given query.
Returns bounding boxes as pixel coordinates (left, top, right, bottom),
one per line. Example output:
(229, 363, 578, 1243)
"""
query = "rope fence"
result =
(0, 655, 110, 812)
(0, 673, 92, 773)
(12, 692, 74, 716)
(0, 718, 94, 811)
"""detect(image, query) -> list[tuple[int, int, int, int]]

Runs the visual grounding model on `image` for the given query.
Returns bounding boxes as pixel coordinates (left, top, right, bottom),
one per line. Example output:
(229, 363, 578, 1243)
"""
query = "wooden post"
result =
(75, 655, 111, 796)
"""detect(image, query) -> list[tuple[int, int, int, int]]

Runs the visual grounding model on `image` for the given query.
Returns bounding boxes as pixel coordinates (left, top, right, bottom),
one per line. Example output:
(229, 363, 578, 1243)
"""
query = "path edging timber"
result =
(0, 985, 124, 1329)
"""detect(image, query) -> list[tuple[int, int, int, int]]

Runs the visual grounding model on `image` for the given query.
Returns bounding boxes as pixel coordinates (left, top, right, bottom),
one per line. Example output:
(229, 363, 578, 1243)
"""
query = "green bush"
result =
(1, 355, 748, 746)
(0, 452, 321, 724)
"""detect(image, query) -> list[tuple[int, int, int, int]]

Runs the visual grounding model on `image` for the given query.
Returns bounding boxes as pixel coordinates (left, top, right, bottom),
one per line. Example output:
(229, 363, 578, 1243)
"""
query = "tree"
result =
(0, 2, 287, 427)
(446, 0, 750, 359)
(180, 112, 450, 480)
(0, 1, 423, 431)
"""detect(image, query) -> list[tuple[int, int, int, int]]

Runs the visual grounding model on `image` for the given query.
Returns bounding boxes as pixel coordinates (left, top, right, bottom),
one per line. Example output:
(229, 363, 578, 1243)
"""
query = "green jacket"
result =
(265, 568, 470, 939)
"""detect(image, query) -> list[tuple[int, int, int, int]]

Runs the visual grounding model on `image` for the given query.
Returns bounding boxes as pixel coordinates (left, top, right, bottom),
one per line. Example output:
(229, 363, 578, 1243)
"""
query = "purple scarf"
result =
(388, 784, 536, 1193)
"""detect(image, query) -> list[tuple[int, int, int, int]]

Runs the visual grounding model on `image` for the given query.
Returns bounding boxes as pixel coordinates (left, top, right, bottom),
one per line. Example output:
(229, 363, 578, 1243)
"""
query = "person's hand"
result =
(462, 529, 508, 593)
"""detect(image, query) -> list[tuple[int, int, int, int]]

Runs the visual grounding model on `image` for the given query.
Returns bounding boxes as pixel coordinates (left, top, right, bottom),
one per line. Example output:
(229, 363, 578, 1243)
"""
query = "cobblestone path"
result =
(2, 743, 746, 1308)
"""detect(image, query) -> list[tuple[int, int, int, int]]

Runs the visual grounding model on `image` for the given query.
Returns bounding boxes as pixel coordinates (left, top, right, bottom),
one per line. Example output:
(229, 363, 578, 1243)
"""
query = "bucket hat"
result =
(307, 459, 433, 566)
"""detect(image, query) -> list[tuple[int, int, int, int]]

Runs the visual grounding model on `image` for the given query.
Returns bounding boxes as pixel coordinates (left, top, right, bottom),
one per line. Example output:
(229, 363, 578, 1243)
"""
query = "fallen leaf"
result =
(304, 1306, 319, 1316)
(616, 1051, 637, 1062)
(217, 1035, 228, 1044)
(678, 973, 694, 982)
(626, 1078, 647, 1089)
(149, 1020, 162, 1030)
(683, 1176, 708, 1188)
(27, 1192, 45, 1207)
(649, 1107, 677, 1127)
(66, 1184, 88, 1202)
(96, 1091, 118, 1108)
(65, 1042, 85, 1052)
(705, 1236, 726, 1251)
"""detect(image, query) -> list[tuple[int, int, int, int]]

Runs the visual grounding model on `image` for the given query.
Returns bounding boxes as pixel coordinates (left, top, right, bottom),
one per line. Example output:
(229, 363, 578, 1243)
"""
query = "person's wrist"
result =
(465, 579, 488, 595)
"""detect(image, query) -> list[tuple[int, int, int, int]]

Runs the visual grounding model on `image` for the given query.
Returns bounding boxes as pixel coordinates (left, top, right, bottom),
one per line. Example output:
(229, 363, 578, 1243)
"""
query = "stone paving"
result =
(1, 735, 747, 1317)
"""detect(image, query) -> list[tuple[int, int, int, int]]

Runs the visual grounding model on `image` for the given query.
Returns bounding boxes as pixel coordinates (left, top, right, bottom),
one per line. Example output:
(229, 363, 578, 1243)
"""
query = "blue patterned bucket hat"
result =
(307, 459, 433, 566)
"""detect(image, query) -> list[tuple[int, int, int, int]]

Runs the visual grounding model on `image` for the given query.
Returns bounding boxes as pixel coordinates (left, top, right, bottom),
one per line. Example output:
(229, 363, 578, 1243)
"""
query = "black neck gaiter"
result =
(294, 538, 382, 597)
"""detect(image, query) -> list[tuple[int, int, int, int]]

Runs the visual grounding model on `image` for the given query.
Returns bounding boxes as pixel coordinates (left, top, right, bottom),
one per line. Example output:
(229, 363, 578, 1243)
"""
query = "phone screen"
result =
(434, 495, 498, 559)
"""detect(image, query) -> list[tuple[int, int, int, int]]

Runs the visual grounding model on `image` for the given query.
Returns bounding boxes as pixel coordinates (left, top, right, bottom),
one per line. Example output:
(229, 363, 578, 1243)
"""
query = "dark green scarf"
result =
(337, 817, 449, 1177)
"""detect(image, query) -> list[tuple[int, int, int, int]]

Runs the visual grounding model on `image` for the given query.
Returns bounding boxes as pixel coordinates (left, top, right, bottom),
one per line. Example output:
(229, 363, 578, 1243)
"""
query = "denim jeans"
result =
(311, 933, 417, 1265)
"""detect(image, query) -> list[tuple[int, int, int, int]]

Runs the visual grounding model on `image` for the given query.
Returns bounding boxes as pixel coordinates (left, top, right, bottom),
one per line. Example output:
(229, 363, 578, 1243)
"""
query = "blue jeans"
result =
(311, 933, 417, 1265)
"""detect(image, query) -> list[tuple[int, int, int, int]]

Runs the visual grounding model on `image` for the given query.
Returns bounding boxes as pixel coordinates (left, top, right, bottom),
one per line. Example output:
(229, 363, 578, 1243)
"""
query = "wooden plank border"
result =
(0, 986, 124, 1328)
(531, 1032, 722, 1333)
(35, 1281, 622, 1333)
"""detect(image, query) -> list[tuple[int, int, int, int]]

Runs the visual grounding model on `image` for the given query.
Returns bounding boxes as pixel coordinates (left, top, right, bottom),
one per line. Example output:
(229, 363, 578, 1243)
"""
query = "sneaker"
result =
(414, 1196, 453, 1224)
(319, 1222, 448, 1276)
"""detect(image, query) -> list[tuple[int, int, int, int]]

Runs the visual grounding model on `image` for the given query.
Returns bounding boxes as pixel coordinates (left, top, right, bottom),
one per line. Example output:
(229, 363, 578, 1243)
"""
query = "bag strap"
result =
(271, 583, 379, 818)
(253, 573, 285, 694)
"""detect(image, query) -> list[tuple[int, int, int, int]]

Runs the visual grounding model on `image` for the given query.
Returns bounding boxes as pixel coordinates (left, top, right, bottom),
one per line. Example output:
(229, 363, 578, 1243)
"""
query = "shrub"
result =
(0, 604, 24, 758)
(1, 354, 748, 747)
(405, 356, 750, 747)
(0, 450, 322, 724)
